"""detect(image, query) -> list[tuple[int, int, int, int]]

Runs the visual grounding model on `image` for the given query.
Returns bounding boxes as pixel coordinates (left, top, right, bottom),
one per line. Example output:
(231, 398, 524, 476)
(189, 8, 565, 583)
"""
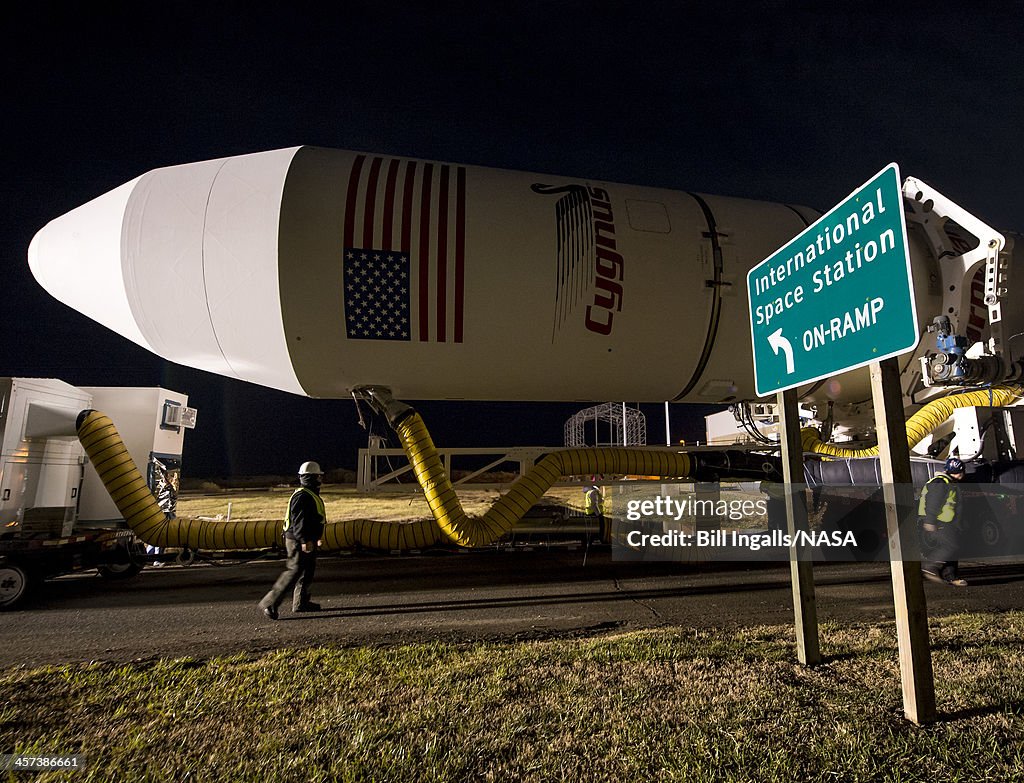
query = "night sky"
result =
(3, 3, 1022, 477)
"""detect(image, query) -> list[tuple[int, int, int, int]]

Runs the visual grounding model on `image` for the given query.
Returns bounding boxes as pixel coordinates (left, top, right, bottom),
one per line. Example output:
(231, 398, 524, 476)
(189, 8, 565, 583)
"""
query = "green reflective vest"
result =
(918, 473, 959, 524)
(283, 487, 326, 531)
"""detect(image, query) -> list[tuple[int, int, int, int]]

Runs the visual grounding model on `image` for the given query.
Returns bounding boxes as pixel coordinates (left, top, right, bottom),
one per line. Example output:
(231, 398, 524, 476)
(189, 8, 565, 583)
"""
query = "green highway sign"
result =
(747, 163, 919, 397)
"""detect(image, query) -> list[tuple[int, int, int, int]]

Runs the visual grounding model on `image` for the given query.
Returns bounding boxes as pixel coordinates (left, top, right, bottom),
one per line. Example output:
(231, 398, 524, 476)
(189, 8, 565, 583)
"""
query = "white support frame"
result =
(357, 445, 551, 492)
(356, 442, 779, 493)
(902, 176, 1009, 354)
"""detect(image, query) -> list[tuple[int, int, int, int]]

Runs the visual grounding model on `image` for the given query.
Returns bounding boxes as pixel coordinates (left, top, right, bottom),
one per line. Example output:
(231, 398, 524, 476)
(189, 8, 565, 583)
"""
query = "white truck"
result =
(0, 378, 195, 609)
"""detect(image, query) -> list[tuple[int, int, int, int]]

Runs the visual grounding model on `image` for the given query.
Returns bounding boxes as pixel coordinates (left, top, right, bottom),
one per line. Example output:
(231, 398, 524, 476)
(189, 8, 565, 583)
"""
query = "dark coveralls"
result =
(918, 472, 962, 581)
(260, 486, 325, 612)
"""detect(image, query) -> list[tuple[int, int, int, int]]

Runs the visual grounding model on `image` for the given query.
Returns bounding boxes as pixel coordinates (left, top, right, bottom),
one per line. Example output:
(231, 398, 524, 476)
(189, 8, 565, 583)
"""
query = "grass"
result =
(176, 483, 764, 527)
(2, 613, 1022, 782)
(177, 485, 593, 525)
(176, 486, 526, 524)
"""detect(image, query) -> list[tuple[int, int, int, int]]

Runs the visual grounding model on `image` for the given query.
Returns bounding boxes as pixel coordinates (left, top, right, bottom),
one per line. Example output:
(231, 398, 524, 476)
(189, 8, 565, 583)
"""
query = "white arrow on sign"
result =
(768, 328, 795, 374)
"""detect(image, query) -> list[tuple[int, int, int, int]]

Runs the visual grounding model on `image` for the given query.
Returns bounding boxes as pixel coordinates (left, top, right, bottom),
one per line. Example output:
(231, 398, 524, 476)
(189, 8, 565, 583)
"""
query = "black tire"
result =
(96, 541, 146, 580)
(0, 562, 31, 610)
(97, 561, 144, 580)
(980, 519, 1002, 549)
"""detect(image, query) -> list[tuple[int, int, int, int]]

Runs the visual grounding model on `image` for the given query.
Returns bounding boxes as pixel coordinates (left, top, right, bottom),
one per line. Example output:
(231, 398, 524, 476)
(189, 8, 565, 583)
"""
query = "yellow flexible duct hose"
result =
(800, 385, 1024, 458)
(394, 412, 693, 548)
(77, 411, 441, 551)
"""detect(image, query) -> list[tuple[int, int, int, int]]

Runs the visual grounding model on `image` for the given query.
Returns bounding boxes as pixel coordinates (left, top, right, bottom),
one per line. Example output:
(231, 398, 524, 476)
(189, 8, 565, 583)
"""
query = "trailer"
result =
(0, 378, 196, 609)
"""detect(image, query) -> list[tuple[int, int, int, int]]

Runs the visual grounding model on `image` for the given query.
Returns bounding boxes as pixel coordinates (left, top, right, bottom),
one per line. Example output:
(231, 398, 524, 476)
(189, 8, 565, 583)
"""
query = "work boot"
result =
(922, 567, 943, 584)
(941, 566, 968, 587)
(293, 602, 322, 612)
(923, 567, 968, 587)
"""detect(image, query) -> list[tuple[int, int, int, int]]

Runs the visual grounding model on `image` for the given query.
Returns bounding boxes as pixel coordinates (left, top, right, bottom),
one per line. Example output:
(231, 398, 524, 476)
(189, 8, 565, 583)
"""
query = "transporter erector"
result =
(12, 147, 1024, 605)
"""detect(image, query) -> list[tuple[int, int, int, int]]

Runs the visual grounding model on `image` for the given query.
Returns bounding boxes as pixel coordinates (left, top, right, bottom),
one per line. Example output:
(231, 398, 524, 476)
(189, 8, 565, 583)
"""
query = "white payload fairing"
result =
(28, 146, 963, 404)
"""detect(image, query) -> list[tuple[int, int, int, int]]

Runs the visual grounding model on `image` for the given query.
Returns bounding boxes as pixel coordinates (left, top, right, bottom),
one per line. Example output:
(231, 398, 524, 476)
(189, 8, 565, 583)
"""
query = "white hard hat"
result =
(298, 461, 324, 475)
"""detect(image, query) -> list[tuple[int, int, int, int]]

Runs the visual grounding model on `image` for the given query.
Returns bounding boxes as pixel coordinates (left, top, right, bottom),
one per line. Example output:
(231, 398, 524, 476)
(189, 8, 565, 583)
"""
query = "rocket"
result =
(28, 146, 941, 403)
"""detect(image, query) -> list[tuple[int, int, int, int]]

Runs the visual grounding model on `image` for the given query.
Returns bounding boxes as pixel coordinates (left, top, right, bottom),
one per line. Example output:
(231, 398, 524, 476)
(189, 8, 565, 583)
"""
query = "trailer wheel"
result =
(97, 561, 144, 580)
(0, 563, 30, 611)
(97, 541, 146, 580)
(980, 519, 1002, 549)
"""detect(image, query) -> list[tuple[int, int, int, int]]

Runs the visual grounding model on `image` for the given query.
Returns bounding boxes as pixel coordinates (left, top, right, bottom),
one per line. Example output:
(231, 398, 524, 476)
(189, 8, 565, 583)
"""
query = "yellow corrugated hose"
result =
(83, 381, 1020, 552)
(800, 385, 1023, 458)
(394, 412, 693, 548)
(80, 407, 693, 552)
(77, 410, 441, 551)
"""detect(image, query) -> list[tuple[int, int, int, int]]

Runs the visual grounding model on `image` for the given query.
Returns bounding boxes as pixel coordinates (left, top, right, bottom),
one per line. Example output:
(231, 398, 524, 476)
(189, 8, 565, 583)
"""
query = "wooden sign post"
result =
(778, 387, 821, 665)
(871, 358, 936, 724)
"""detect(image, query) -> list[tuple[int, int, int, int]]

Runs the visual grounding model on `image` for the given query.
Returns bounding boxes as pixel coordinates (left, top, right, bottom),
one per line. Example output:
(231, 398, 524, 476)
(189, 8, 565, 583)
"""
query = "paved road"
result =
(3, 549, 1023, 667)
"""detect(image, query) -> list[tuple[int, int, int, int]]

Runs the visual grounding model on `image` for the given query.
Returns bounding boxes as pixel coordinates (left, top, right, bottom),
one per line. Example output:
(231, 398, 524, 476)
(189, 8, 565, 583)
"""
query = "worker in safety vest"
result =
(919, 457, 967, 587)
(584, 480, 607, 544)
(259, 461, 327, 619)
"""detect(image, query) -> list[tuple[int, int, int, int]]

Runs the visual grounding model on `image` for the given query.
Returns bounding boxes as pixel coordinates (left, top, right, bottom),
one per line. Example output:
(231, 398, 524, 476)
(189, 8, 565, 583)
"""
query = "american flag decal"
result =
(344, 249, 410, 340)
(343, 155, 466, 342)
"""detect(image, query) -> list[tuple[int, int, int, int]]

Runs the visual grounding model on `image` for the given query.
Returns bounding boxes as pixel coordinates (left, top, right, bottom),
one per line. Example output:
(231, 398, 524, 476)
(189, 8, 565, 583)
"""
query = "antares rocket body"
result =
(29, 146, 950, 403)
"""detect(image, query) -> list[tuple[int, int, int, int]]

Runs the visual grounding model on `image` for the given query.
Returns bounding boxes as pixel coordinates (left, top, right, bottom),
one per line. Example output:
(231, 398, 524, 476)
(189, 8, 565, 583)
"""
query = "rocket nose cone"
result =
(27, 230, 42, 278)
(28, 176, 152, 350)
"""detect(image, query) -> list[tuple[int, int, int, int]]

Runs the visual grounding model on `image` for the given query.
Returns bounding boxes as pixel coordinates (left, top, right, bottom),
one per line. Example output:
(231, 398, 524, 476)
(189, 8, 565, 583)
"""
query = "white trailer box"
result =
(78, 387, 195, 525)
(0, 378, 91, 538)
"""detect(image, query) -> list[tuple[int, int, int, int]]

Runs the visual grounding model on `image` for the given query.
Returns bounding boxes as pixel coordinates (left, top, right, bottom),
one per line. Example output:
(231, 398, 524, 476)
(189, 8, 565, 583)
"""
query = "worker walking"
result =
(919, 457, 968, 587)
(259, 461, 327, 619)
(584, 481, 607, 544)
